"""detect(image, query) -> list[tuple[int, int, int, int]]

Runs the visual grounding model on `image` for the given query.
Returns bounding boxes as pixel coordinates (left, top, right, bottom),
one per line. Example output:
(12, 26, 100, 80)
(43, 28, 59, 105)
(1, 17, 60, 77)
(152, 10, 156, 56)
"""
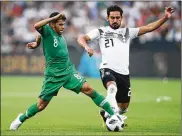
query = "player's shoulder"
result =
(94, 26, 106, 34)
(43, 24, 50, 28)
(98, 25, 109, 29)
(41, 24, 52, 32)
(119, 27, 138, 33)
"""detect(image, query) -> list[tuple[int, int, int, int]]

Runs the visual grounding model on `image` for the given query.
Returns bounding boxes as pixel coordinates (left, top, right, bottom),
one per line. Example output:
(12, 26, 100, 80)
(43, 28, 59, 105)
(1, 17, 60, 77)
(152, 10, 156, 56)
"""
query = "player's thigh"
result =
(63, 72, 86, 94)
(100, 68, 116, 89)
(116, 75, 131, 103)
(39, 76, 64, 101)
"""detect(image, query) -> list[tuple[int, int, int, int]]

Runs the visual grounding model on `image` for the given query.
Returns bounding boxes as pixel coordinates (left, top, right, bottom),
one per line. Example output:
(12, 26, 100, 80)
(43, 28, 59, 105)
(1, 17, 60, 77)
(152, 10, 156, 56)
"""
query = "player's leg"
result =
(116, 74, 131, 118)
(99, 68, 119, 121)
(63, 72, 115, 117)
(10, 76, 62, 130)
(80, 82, 115, 116)
(10, 98, 50, 131)
(19, 98, 50, 122)
(105, 81, 119, 113)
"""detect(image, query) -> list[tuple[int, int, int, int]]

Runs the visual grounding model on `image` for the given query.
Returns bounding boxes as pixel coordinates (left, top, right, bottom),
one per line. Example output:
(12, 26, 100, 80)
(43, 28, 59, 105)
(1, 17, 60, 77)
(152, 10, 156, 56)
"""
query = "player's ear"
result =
(50, 22, 55, 28)
(106, 16, 109, 22)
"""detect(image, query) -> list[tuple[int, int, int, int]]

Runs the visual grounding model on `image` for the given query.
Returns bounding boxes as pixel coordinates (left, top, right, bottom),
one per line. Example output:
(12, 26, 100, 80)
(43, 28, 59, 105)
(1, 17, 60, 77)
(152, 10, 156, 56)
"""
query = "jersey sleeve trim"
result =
(37, 24, 50, 37)
(86, 28, 100, 40)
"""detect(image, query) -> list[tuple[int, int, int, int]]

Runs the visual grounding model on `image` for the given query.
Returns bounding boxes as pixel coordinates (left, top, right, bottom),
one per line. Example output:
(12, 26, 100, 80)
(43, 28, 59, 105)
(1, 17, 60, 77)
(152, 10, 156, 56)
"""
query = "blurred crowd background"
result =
(1, 1, 181, 78)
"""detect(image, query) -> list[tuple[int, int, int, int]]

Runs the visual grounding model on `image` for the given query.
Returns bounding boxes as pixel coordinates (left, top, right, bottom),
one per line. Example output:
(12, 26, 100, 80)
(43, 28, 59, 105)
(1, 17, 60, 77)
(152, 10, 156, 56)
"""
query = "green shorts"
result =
(39, 72, 86, 101)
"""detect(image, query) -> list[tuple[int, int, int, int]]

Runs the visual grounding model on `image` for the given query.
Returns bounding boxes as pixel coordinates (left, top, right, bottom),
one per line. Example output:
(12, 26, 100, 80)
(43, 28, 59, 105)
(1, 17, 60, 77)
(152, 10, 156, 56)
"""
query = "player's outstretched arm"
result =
(138, 7, 175, 36)
(27, 35, 41, 49)
(77, 35, 94, 57)
(34, 13, 65, 30)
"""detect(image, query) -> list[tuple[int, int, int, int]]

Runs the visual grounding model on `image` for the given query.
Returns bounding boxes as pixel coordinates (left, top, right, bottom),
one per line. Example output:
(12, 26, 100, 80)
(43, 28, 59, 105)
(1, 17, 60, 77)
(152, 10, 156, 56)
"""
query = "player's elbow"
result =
(34, 23, 40, 30)
(139, 26, 154, 36)
(78, 35, 91, 43)
(77, 35, 85, 44)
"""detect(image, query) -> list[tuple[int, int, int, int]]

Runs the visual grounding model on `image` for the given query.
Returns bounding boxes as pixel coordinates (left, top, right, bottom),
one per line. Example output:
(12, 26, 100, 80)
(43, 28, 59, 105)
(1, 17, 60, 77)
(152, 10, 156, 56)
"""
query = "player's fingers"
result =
(167, 6, 172, 9)
(168, 7, 174, 11)
(88, 51, 93, 57)
(27, 43, 34, 48)
(171, 9, 175, 13)
(60, 13, 65, 18)
(91, 51, 94, 56)
(28, 46, 32, 49)
(167, 7, 174, 12)
(165, 7, 169, 10)
(26, 43, 30, 46)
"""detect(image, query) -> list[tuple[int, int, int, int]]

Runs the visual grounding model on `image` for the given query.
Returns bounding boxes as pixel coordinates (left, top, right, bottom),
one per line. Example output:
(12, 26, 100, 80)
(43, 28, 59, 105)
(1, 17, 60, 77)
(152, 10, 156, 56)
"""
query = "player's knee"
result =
(37, 100, 49, 111)
(37, 103, 47, 111)
(81, 82, 94, 95)
(107, 83, 117, 94)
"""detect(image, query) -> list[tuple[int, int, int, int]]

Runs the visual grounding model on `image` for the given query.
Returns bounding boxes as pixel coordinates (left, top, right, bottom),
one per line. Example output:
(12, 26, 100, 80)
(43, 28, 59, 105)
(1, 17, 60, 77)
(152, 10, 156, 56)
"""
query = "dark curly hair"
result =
(49, 12, 66, 23)
(107, 5, 123, 16)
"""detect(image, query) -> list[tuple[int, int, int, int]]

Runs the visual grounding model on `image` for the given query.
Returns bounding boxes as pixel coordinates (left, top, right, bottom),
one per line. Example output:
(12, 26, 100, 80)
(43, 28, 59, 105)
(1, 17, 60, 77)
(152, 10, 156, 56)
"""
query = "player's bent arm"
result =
(27, 35, 41, 49)
(77, 35, 91, 51)
(138, 7, 174, 36)
(138, 16, 168, 36)
(35, 35, 41, 47)
(34, 13, 65, 30)
(77, 35, 94, 57)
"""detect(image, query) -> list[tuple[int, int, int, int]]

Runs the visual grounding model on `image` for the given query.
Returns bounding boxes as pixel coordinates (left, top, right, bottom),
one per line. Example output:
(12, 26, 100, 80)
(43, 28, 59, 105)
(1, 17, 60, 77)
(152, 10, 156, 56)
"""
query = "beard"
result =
(110, 23, 120, 30)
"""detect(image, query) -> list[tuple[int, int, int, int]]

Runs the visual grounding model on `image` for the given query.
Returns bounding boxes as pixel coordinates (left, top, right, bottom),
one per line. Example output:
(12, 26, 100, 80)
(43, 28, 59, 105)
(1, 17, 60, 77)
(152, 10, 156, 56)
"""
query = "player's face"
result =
(107, 11, 122, 29)
(54, 20, 65, 35)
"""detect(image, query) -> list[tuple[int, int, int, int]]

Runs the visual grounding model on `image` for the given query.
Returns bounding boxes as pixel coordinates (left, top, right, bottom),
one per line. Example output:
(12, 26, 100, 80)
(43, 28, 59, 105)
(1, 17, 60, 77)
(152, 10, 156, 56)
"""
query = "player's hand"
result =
(27, 42, 38, 49)
(53, 13, 65, 20)
(164, 7, 175, 19)
(85, 47, 94, 57)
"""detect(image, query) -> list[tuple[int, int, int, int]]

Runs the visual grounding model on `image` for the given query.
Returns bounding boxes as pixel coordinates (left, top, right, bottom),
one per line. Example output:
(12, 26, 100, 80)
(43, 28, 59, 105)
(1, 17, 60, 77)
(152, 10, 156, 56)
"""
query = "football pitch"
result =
(1, 76, 181, 136)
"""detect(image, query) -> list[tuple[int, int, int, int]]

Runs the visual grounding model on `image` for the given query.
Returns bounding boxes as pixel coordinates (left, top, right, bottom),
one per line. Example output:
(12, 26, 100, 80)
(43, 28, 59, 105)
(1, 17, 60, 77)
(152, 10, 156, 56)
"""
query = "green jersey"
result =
(38, 25, 75, 76)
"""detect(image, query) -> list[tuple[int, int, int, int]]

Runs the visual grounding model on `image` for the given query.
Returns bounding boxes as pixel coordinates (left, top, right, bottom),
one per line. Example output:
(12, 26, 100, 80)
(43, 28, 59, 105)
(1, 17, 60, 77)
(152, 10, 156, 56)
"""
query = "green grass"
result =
(1, 76, 181, 136)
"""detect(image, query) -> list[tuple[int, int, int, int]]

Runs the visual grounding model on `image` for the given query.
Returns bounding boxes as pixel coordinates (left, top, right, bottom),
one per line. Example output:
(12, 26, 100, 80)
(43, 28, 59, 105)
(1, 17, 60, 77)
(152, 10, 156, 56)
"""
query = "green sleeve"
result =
(37, 24, 50, 37)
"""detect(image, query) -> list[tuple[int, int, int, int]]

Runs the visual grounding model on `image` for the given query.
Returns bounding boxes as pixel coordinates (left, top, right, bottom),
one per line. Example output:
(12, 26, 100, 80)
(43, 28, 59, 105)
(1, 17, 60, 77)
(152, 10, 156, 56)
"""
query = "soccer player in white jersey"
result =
(77, 5, 174, 123)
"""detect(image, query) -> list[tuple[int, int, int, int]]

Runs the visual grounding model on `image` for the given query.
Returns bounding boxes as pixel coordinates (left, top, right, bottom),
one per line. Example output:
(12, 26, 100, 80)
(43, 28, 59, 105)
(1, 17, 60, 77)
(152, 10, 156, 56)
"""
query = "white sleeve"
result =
(86, 28, 100, 40)
(129, 28, 139, 39)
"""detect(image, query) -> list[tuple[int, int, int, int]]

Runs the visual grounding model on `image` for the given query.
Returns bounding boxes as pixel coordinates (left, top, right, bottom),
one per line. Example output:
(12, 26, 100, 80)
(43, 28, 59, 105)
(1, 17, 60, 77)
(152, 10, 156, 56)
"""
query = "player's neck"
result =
(109, 26, 120, 30)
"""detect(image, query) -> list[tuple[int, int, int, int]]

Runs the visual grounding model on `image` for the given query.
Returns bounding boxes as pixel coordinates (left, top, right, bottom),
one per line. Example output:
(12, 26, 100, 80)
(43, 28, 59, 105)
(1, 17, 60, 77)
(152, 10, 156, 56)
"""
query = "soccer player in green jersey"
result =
(10, 12, 121, 130)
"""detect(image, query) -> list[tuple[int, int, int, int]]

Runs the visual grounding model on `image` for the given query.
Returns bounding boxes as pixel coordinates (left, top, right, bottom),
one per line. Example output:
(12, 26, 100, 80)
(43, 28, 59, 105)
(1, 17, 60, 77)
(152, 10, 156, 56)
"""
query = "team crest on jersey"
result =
(105, 71, 110, 75)
(98, 28, 129, 43)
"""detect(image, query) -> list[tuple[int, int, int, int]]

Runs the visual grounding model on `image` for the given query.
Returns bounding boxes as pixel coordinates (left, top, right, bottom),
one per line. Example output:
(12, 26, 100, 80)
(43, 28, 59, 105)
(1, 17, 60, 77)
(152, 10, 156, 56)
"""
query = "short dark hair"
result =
(107, 5, 123, 16)
(49, 12, 66, 22)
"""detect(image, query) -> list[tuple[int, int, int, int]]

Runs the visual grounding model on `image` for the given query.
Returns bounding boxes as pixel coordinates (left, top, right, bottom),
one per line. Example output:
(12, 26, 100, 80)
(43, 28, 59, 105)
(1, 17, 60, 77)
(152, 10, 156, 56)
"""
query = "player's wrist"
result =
(163, 14, 169, 20)
(32, 42, 38, 49)
(84, 46, 89, 51)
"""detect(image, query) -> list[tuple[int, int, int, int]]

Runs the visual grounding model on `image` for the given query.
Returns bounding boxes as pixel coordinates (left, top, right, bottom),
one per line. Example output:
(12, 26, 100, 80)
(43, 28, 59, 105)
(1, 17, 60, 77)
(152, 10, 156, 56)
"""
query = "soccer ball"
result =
(106, 115, 124, 132)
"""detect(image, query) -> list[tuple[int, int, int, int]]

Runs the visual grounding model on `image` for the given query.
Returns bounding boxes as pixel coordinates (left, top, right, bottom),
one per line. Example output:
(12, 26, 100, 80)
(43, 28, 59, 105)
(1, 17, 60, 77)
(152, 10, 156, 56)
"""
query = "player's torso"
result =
(98, 26, 131, 74)
(42, 31, 69, 61)
(41, 27, 74, 76)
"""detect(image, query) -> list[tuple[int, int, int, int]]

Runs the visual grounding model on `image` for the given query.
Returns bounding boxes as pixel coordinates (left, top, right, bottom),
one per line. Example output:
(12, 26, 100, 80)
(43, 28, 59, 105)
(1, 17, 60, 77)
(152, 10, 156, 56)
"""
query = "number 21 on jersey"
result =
(105, 39, 114, 48)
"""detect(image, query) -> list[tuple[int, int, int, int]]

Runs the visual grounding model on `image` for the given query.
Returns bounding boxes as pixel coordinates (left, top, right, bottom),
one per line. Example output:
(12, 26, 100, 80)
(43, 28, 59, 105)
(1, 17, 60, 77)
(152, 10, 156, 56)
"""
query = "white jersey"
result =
(86, 26, 139, 75)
